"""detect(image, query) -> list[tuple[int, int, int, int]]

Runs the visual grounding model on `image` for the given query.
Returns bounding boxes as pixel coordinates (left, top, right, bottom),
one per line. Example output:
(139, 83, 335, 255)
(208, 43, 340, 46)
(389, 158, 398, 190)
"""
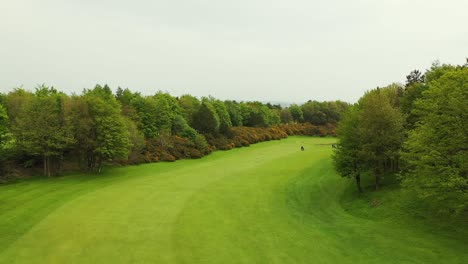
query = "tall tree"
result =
(69, 86, 130, 172)
(210, 99, 232, 134)
(333, 105, 363, 192)
(288, 104, 304, 122)
(0, 104, 10, 147)
(0, 104, 12, 177)
(279, 108, 293, 124)
(172, 115, 198, 141)
(405, 69, 425, 88)
(12, 86, 75, 176)
(358, 88, 405, 189)
(400, 82, 427, 128)
(302, 101, 327, 125)
(178, 95, 201, 127)
(241, 102, 271, 127)
(224, 100, 243, 126)
(153, 92, 180, 133)
(401, 67, 468, 214)
(193, 101, 220, 134)
(131, 95, 159, 139)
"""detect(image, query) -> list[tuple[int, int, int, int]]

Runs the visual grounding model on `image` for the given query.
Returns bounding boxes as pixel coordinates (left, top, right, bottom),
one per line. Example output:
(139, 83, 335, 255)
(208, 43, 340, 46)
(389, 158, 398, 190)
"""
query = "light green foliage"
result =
(224, 100, 243, 126)
(332, 105, 363, 192)
(172, 115, 198, 141)
(0, 104, 9, 148)
(153, 92, 181, 133)
(0, 137, 465, 263)
(239, 103, 253, 125)
(424, 61, 457, 83)
(240, 102, 271, 127)
(334, 86, 404, 190)
(178, 95, 201, 127)
(129, 91, 182, 138)
(288, 104, 303, 122)
(267, 109, 281, 126)
(11, 86, 75, 176)
(4, 88, 34, 126)
(377, 83, 404, 108)
(401, 67, 468, 214)
(0, 93, 6, 109)
(130, 95, 159, 138)
(358, 88, 405, 189)
(193, 133, 209, 152)
(124, 117, 145, 154)
(69, 86, 130, 172)
(0, 104, 12, 176)
(115, 88, 142, 124)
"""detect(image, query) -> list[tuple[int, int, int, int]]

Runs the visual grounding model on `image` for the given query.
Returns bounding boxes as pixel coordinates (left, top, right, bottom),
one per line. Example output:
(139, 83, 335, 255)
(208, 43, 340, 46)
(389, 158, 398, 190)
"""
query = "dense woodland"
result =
(333, 61, 467, 216)
(0, 86, 347, 180)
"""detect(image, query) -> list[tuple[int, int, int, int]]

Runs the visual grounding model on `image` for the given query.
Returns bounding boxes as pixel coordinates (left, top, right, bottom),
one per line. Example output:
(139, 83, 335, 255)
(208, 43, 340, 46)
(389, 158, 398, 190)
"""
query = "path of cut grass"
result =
(0, 137, 466, 263)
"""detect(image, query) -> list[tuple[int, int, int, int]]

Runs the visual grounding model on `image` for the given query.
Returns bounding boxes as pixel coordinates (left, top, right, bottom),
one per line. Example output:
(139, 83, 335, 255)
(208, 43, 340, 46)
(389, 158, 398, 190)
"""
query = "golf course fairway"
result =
(0, 137, 466, 263)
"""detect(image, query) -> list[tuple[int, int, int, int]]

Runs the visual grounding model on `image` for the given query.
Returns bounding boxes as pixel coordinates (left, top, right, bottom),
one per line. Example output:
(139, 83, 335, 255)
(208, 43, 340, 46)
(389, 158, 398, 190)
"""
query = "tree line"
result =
(0, 86, 348, 179)
(333, 61, 467, 215)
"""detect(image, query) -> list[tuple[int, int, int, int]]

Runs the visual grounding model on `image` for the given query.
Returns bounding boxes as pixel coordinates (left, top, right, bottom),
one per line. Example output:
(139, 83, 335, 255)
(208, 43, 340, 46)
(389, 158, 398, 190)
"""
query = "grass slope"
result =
(0, 137, 466, 263)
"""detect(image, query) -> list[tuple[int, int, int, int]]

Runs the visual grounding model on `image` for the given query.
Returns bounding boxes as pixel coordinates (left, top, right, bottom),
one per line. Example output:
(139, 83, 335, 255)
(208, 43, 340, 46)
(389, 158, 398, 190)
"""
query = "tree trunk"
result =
(355, 173, 362, 193)
(47, 156, 51, 177)
(374, 160, 382, 190)
(97, 155, 102, 173)
(58, 153, 63, 175)
(374, 169, 380, 190)
(43, 155, 47, 176)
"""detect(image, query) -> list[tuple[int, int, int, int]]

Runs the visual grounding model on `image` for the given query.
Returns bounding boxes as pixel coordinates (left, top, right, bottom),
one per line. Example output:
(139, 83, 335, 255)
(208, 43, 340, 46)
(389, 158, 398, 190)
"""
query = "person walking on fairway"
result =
(301, 146, 304, 151)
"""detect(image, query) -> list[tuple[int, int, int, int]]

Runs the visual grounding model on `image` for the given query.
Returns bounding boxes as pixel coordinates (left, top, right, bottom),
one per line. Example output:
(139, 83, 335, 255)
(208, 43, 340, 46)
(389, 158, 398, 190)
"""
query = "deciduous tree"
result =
(401, 67, 468, 214)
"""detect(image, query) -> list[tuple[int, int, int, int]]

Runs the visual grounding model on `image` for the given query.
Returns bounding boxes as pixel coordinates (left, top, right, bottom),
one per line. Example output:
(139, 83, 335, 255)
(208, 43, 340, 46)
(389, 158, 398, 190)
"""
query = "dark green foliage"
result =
(301, 100, 349, 125)
(178, 95, 201, 127)
(405, 69, 425, 88)
(210, 99, 232, 134)
(400, 83, 428, 128)
(193, 101, 220, 134)
(279, 108, 293, 124)
(332, 106, 363, 192)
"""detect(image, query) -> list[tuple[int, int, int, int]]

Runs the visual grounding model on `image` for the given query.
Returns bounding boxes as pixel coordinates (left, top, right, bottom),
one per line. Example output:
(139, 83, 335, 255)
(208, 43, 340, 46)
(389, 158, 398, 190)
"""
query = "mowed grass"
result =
(0, 137, 466, 263)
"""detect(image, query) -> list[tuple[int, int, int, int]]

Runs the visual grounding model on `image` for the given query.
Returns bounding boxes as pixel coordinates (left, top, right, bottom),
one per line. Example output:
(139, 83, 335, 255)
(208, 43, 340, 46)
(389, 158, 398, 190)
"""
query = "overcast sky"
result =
(0, 0, 466, 103)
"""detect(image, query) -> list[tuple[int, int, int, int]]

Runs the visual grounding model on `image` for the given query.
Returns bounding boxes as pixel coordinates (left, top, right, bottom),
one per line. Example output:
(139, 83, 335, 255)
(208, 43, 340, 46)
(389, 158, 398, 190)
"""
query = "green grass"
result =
(0, 137, 466, 263)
